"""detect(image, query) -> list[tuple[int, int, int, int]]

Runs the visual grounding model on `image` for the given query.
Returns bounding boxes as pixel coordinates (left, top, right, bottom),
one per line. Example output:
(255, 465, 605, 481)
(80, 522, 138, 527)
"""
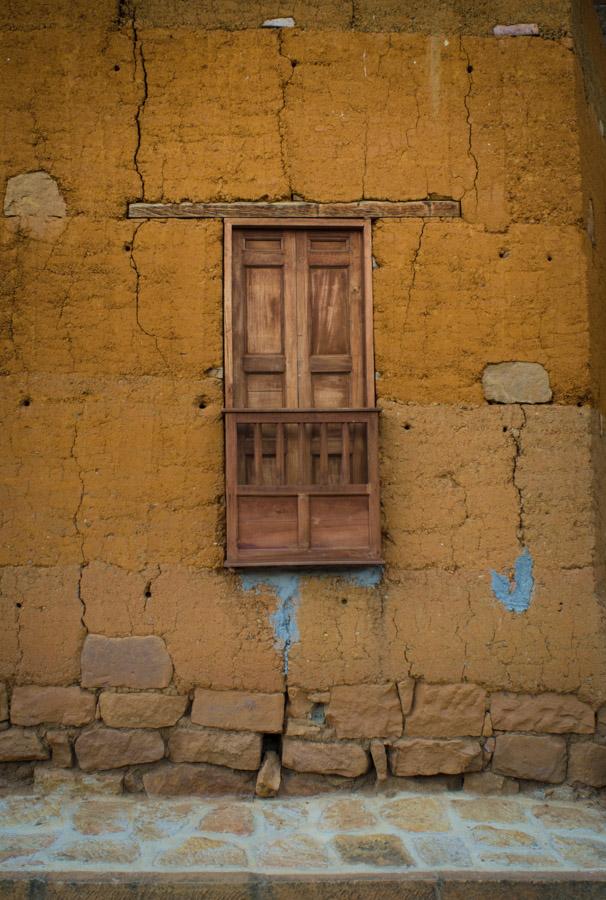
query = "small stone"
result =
(492, 734, 567, 783)
(414, 835, 472, 867)
(0, 683, 8, 721)
(0, 728, 48, 762)
(326, 683, 403, 739)
(319, 798, 377, 830)
(34, 766, 124, 795)
(256, 750, 281, 797)
(471, 825, 539, 848)
(11, 685, 96, 727)
(482, 712, 493, 737)
(191, 688, 284, 733)
(452, 798, 526, 823)
(370, 740, 388, 781)
(157, 836, 247, 867)
(261, 17, 295, 27)
(568, 742, 606, 787)
(552, 836, 606, 867)
(198, 803, 254, 835)
(75, 728, 165, 771)
(287, 687, 313, 719)
(493, 23, 540, 36)
(99, 692, 188, 728)
(532, 803, 605, 831)
(46, 730, 73, 767)
(397, 679, 416, 716)
(490, 692, 595, 734)
(463, 771, 519, 795)
(405, 683, 486, 737)
(3, 170, 67, 238)
(333, 834, 412, 867)
(282, 738, 369, 777)
(143, 762, 255, 797)
(285, 719, 328, 739)
(57, 839, 140, 864)
(168, 724, 261, 770)
(389, 738, 483, 776)
(72, 800, 130, 835)
(482, 362, 551, 403)
(0, 835, 56, 863)
(380, 797, 450, 832)
(259, 836, 329, 868)
(280, 771, 363, 795)
(81, 635, 173, 689)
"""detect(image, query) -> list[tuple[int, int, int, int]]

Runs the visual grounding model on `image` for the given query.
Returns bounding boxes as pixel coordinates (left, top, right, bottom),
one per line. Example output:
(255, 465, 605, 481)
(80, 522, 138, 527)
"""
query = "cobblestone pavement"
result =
(0, 788, 605, 875)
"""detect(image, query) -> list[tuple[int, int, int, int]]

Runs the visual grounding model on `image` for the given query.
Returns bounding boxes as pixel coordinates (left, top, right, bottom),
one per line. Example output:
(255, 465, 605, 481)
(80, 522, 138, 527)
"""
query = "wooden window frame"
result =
(223, 218, 381, 567)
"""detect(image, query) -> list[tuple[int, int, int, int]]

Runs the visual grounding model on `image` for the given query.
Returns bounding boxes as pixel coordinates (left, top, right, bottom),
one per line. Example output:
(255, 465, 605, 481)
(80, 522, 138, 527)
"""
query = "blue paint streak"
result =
(240, 572, 300, 674)
(343, 566, 383, 588)
(490, 548, 534, 613)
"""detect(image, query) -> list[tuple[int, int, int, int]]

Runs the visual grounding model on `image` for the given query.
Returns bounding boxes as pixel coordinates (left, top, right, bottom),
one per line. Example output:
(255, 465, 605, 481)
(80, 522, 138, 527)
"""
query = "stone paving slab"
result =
(0, 790, 605, 885)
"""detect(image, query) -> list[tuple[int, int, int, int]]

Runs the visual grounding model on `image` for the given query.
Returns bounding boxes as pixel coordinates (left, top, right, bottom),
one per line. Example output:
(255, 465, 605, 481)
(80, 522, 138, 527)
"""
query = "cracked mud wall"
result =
(1, 0, 606, 729)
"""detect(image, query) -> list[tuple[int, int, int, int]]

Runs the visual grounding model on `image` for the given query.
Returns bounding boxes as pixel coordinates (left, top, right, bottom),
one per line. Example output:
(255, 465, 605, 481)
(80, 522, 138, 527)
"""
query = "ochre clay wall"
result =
(1, 0, 605, 795)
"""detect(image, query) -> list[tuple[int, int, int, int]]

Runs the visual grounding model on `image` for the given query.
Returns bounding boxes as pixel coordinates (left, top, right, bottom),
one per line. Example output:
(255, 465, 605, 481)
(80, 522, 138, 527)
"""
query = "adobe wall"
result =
(1, 0, 605, 795)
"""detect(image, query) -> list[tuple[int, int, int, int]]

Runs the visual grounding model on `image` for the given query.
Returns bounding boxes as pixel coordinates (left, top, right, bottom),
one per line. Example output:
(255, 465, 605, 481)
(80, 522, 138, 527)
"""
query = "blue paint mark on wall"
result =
(490, 548, 534, 613)
(240, 572, 301, 674)
(343, 566, 383, 588)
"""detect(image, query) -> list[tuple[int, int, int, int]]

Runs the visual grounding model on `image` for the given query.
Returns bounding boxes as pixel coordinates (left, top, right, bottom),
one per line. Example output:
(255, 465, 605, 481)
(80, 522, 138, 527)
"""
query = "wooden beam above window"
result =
(127, 199, 461, 220)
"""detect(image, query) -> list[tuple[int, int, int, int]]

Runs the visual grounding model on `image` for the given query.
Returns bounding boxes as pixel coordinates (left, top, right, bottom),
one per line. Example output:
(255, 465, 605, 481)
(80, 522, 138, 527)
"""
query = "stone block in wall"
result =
(370, 740, 389, 781)
(0, 728, 48, 762)
(389, 737, 483, 776)
(0, 684, 8, 721)
(282, 738, 370, 778)
(46, 730, 73, 767)
(256, 750, 281, 798)
(397, 679, 415, 716)
(98, 692, 188, 728)
(75, 728, 165, 771)
(168, 724, 262, 770)
(490, 692, 595, 734)
(34, 766, 124, 795)
(11, 686, 96, 727)
(404, 683, 486, 737)
(463, 771, 520, 795)
(482, 362, 552, 404)
(143, 762, 255, 797)
(81, 635, 173, 689)
(326, 683, 403, 739)
(568, 742, 606, 788)
(191, 688, 284, 733)
(492, 734, 567, 783)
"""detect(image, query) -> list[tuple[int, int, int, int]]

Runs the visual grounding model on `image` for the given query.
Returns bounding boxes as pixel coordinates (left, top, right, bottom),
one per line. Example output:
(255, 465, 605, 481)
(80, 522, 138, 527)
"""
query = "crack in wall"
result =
(128, 221, 170, 369)
(402, 220, 426, 337)
(277, 32, 296, 198)
(70, 416, 86, 565)
(460, 37, 479, 207)
(131, 3, 147, 200)
(511, 405, 528, 545)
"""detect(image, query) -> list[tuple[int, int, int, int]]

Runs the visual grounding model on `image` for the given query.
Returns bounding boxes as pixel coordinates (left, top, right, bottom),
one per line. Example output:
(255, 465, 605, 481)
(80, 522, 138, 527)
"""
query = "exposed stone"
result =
(568, 742, 606, 788)
(168, 724, 262, 770)
(198, 803, 254, 835)
(0, 684, 8, 721)
(381, 797, 450, 831)
(405, 683, 486, 737)
(452, 798, 526, 823)
(57, 839, 140, 864)
(326, 683, 403, 739)
(11, 685, 96, 727)
(493, 23, 540, 36)
(191, 688, 284, 733)
(472, 825, 539, 849)
(0, 728, 48, 762)
(3, 170, 67, 238)
(259, 836, 329, 868)
(319, 797, 377, 830)
(99, 692, 188, 728)
(81, 635, 173, 689)
(256, 750, 281, 797)
(482, 713, 493, 737)
(34, 765, 124, 795)
(370, 740, 388, 781)
(157, 836, 247, 867)
(492, 734, 567, 783)
(482, 362, 552, 404)
(46, 729, 73, 767)
(287, 687, 313, 719)
(532, 803, 606, 831)
(397, 678, 416, 716)
(285, 719, 328, 739)
(143, 762, 255, 797)
(333, 834, 413, 867)
(389, 738, 483, 776)
(73, 800, 130, 835)
(490, 691, 595, 734)
(463, 771, 519, 795)
(280, 771, 366, 795)
(261, 17, 295, 27)
(282, 738, 369, 778)
(75, 728, 165, 771)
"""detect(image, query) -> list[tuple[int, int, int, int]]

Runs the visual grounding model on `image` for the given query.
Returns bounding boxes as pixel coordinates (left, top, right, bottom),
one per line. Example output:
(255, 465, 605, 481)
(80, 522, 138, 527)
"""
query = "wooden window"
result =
(224, 219, 381, 566)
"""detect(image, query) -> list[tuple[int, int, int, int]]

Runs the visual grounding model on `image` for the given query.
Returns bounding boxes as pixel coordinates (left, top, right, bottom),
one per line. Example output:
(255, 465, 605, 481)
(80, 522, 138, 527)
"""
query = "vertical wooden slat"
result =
(367, 411, 381, 558)
(297, 422, 306, 485)
(276, 423, 285, 485)
(225, 413, 238, 562)
(340, 422, 351, 484)
(319, 423, 328, 484)
(253, 423, 263, 485)
(363, 220, 376, 408)
(298, 493, 310, 549)
(223, 223, 234, 408)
